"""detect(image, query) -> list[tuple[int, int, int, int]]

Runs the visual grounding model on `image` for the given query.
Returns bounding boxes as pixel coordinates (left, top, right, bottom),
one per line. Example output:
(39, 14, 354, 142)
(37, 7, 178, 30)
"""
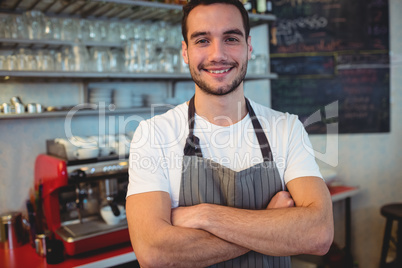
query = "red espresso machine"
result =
(34, 140, 130, 255)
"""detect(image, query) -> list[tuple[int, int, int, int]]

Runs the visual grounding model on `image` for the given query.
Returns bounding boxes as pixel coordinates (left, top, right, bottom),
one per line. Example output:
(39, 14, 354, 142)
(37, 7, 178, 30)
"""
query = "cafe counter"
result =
(0, 242, 136, 268)
(1, 185, 358, 268)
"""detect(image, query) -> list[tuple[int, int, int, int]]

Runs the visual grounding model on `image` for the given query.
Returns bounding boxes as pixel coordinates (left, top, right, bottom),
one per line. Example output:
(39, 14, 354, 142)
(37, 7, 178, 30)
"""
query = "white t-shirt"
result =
(127, 100, 322, 208)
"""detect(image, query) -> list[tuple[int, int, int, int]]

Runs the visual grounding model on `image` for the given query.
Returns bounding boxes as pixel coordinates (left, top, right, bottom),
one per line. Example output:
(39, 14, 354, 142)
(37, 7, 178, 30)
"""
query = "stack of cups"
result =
(88, 88, 112, 106)
(112, 89, 132, 109)
(131, 94, 143, 107)
(144, 94, 164, 107)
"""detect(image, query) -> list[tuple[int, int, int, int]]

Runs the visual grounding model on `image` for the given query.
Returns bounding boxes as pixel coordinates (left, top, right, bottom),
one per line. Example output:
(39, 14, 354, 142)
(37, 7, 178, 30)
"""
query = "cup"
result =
(37, 50, 54, 71)
(61, 18, 78, 41)
(42, 16, 54, 40)
(6, 55, 17, 71)
(53, 51, 64, 71)
(96, 21, 109, 41)
(0, 55, 6, 70)
(108, 48, 124, 72)
(0, 17, 7, 38)
(71, 44, 90, 71)
(124, 39, 143, 72)
(61, 46, 74, 71)
(7, 15, 29, 39)
(16, 48, 29, 71)
(108, 22, 121, 42)
(88, 20, 101, 41)
(100, 205, 125, 225)
(23, 10, 45, 40)
(50, 18, 62, 40)
(90, 47, 110, 72)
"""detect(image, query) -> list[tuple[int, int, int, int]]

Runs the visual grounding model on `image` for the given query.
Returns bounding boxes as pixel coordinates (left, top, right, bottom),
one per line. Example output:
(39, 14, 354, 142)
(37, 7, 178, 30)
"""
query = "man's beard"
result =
(188, 59, 248, 96)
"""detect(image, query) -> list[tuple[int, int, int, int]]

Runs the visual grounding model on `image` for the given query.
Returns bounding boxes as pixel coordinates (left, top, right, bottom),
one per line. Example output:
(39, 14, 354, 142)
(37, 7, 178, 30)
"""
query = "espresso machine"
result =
(34, 139, 130, 255)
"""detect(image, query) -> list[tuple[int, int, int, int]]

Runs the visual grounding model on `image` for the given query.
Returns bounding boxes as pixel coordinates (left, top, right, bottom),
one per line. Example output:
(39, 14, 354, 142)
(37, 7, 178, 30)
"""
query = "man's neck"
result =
(193, 88, 248, 127)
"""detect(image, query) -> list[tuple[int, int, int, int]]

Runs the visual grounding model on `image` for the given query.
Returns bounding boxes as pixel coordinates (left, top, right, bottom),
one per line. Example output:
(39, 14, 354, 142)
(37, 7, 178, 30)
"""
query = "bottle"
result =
(257, 0, 266, 14)
(242, 0, 252, 12)
(266, 0, 273, 13)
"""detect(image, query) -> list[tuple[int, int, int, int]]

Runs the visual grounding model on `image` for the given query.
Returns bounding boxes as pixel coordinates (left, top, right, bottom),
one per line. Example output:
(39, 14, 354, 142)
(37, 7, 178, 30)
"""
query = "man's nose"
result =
(208, 41, 227, 62)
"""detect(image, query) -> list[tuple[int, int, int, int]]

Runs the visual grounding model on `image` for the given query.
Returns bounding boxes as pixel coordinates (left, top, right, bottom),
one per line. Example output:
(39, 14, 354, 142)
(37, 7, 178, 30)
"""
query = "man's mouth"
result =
(205, 67, 232, 74)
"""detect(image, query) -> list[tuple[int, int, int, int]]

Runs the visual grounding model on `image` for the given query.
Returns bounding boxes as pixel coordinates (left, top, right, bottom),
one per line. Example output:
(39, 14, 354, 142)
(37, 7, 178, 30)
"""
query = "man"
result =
(126, 0, 334, 267)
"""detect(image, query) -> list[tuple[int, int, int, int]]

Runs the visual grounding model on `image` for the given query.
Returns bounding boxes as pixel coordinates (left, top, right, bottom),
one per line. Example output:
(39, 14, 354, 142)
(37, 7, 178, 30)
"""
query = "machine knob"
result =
(70, 169, 86, 180)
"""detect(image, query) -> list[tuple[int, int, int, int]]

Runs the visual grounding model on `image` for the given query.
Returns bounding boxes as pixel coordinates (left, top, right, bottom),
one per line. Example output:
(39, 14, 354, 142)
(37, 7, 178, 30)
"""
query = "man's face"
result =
(182, 3, 252, 96)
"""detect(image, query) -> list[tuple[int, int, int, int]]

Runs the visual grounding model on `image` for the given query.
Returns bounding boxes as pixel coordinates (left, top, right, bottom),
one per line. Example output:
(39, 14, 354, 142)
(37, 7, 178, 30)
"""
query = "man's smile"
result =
(205, 67, 233, 74)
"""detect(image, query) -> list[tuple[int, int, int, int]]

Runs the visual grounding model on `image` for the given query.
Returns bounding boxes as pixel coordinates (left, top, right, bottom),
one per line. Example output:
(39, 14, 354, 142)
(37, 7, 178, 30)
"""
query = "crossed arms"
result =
(126, 176, 334, 268)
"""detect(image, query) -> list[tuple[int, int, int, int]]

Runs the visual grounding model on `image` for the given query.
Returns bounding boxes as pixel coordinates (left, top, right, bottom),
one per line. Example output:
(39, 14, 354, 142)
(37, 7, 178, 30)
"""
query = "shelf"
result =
(0, 71, 277, 81)
(0, 106, 172, 120)
(0, 0, 276, 25)
(0, 70, 191, 80)
(0, 38, 124, 49)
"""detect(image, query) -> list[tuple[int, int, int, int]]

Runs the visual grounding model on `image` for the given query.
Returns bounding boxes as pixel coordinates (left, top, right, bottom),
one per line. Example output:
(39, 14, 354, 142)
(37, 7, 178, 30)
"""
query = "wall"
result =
(309, 0, 402, 267)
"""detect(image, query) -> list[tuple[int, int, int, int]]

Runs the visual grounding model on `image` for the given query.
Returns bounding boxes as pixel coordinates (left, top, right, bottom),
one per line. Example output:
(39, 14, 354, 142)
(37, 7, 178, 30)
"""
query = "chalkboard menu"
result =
(270, 0, 390, 134)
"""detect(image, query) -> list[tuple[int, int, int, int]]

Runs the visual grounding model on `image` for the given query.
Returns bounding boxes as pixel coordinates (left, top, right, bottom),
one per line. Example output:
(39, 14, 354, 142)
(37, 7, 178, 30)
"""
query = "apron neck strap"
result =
(245, 98, 273, 161)
(184, 95, 273, 161)
(183, 96, 202, 156)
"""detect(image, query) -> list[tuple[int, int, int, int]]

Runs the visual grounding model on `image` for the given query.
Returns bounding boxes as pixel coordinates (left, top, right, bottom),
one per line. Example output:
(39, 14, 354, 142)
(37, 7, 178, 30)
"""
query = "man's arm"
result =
(126, 191, 249, 268)
(172, 176, 334, 256)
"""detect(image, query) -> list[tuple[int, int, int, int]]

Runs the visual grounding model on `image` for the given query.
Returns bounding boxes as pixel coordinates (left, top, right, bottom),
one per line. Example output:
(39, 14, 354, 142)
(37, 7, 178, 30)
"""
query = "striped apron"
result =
(179, 96, 291, 268)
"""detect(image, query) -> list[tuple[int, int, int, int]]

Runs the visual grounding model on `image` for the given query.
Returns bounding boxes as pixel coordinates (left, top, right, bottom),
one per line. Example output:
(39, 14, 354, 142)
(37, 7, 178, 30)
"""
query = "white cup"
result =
(100, 205, 125, 225)
(74, 147, 99, 160)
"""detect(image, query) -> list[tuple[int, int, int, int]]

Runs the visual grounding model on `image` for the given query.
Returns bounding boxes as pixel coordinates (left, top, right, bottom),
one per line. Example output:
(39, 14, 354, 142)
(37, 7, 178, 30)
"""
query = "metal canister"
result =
(0, 212, 26, 249)
(14, 103, 25, 114)
(35, 234, 47, 257)
(35, 103, 43, 113)
(1, 103, 11, 114)
(10, 96, 24, 106)
(26, 103, 37, 113)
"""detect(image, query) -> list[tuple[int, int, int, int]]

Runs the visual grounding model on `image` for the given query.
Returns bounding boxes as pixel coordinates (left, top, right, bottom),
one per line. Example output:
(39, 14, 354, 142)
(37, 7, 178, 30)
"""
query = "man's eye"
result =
(196, 39, 208, 44)
(226, 37, 238, 42)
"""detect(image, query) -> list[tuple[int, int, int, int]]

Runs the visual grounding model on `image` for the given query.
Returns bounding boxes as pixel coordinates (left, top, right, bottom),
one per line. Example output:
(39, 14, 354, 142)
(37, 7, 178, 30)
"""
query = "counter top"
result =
(0, 242, 136, 268)
(1, 185, 358, 267)
(328, 185, 360, 202)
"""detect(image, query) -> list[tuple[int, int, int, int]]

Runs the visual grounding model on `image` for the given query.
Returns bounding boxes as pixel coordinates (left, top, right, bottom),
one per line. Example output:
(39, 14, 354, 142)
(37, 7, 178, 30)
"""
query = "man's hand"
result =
(172, 205, 203, 229)
(267, 191, 295, 209)
(172, 191, 294, 229)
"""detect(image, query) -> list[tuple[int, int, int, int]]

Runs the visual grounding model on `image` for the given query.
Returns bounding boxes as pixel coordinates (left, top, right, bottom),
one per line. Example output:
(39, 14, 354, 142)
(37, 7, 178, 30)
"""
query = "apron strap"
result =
(183, 96, 273, 161)
(245, 98, 273, 161)
(183, 96, 203, 157)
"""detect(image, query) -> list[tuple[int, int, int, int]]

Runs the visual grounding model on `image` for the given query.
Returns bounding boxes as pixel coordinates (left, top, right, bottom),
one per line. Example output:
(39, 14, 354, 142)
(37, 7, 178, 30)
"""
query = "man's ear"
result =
(247, 36, 253, 60)
(182, 41, 189, 64)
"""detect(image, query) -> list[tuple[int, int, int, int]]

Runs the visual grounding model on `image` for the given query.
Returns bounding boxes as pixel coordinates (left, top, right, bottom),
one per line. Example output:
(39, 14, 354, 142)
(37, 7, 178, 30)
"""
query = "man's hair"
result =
(181, 0, 250, 45)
